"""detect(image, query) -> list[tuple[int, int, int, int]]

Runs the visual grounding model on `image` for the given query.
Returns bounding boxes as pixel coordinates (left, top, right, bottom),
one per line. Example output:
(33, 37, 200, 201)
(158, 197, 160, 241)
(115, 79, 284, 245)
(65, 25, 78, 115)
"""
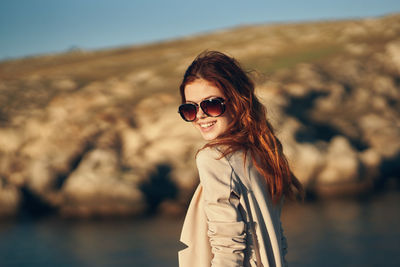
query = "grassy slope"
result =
(0, 14, 398, 126)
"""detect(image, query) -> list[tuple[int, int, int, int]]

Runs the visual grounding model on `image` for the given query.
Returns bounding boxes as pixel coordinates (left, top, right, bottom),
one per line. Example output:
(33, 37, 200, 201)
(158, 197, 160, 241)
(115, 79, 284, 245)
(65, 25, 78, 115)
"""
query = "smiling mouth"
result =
(199, 121, 216, 129)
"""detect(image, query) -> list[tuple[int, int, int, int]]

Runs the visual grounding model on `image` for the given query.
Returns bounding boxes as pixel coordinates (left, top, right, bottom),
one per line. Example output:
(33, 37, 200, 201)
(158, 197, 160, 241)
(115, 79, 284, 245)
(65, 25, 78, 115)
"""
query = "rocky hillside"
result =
(0, 14, 399, 218)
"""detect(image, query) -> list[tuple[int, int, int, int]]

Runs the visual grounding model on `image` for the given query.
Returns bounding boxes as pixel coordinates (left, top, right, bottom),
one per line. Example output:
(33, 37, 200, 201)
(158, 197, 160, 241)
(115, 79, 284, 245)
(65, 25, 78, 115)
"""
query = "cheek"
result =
(224, 109, 234, 125)
(219, 115, 233, 131)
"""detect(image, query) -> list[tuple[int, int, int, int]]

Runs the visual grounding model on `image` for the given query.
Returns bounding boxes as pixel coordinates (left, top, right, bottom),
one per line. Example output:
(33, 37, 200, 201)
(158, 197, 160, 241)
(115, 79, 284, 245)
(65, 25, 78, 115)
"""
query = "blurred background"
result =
(1, 0, 400, 266)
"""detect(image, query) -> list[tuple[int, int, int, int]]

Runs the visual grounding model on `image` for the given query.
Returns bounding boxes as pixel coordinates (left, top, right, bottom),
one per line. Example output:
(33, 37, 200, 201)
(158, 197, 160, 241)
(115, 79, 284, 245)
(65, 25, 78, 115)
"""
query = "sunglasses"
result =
(178, 97, 226, 122)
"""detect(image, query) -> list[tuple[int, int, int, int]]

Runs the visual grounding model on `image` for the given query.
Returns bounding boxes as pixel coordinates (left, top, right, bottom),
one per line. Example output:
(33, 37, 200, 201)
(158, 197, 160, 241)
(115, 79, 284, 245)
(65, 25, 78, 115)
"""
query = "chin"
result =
(196, 125, 221, 141)
(201, 132, 219, 141)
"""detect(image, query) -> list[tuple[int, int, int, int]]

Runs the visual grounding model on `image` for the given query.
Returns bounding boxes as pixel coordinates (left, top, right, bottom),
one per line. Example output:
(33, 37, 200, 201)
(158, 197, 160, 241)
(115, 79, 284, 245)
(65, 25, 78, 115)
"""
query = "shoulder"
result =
(195, 147, 229, 171)
(196, 146, 246, 170)
(196, 146, 222, 163)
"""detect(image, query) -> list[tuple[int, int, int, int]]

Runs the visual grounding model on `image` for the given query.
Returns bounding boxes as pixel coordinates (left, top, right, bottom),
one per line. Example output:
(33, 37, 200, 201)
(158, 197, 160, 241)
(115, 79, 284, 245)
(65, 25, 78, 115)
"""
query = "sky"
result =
(0, 0, 399, 61)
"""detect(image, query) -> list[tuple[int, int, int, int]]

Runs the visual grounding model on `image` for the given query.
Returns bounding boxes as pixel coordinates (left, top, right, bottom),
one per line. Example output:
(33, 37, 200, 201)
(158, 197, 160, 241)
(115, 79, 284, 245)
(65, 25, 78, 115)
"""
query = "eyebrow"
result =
(185, 95, 221, 104)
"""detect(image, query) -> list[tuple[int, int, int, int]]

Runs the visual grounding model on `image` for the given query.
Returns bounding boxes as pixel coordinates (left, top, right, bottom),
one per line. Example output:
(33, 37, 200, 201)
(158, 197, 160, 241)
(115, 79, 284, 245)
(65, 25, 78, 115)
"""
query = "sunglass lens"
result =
(201, 98, 224, 117)
(179, 104, 197, 121)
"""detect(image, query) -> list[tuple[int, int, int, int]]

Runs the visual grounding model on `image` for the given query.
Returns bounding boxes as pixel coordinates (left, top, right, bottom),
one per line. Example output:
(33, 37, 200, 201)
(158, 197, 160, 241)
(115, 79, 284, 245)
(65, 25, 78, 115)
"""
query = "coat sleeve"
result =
(196, 148, 247, 267)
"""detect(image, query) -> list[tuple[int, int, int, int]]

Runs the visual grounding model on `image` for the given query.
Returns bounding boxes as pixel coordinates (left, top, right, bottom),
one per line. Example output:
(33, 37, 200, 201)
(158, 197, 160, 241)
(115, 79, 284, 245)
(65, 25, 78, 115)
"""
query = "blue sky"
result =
(0, 0, 399, 60)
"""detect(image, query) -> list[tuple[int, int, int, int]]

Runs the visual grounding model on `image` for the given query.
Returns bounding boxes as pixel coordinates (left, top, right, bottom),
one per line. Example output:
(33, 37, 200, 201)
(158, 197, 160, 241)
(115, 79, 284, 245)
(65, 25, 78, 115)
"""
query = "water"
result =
(281, 191, 400, 266)
(1, 191, 399, 267)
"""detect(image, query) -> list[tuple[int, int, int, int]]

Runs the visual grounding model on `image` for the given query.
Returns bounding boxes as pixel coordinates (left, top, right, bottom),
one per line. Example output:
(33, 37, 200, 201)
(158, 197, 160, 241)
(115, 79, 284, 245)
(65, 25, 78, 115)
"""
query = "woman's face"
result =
(184, 79, 233, 141)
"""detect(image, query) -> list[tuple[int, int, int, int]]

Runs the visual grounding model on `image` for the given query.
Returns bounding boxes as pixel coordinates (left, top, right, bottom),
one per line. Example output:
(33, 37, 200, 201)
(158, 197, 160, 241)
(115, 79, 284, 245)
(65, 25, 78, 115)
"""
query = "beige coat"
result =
(178, 147, 288, 267)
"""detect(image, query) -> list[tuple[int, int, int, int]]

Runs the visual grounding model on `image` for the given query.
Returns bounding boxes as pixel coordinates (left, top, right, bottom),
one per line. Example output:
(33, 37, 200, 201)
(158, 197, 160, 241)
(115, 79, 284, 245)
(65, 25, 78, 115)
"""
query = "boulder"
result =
(60, 148, 146, 217)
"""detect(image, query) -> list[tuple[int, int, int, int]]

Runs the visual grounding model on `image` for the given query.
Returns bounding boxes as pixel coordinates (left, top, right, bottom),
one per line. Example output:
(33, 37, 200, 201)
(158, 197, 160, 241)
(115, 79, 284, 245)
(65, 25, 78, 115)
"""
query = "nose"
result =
(196, 107, 207, 120)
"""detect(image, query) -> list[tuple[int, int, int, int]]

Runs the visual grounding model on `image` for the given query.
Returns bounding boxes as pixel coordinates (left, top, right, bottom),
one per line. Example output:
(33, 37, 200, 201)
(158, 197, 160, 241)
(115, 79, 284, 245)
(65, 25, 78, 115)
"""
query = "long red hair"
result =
(180, 51, 303, 203)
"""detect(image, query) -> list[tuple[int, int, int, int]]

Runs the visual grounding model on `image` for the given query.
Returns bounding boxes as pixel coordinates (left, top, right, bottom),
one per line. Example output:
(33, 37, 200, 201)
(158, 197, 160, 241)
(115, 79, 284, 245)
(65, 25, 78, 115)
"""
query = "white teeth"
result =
(200, 121, 216, 128)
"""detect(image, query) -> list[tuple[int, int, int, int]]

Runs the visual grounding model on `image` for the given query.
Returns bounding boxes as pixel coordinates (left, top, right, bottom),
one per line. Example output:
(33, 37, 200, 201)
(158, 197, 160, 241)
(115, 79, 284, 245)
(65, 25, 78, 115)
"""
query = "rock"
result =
(312, 136, 378, 197)
(385, 40, 400, 75)
(359, 149, 381, 180)
(359, 114, 400, 158)
(120, 128, 145, 167)
(318, 136, 360, 185)
(0, 182, 20, 217)
(345, 43, 369, 55)
(313, 83, 345, 113)
(0, 129, 22, 153)
(60, 149, 146, 217)
(1, 14, 400, 218)
(372, 75, 398, 99)
(285, 83, 309, 98)
(292, 63, 324, 89)
(51, 78, 77, 91)
(290, 143, 326, 186)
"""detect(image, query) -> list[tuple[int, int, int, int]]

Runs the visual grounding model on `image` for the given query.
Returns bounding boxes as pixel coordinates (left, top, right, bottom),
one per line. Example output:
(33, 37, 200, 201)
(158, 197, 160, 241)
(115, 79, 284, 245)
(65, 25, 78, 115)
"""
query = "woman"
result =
(177, 51, 303, 267)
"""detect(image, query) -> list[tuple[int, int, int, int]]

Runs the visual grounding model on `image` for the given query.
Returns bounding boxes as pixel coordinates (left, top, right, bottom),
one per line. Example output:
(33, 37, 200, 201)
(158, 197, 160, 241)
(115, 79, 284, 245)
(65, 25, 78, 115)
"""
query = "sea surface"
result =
(0, 191, 399, 267)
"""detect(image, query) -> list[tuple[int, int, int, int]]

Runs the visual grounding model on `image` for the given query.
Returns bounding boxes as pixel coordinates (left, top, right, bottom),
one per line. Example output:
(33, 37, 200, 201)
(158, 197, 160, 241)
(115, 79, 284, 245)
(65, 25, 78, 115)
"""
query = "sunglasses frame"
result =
(178, 97, 227, 122)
